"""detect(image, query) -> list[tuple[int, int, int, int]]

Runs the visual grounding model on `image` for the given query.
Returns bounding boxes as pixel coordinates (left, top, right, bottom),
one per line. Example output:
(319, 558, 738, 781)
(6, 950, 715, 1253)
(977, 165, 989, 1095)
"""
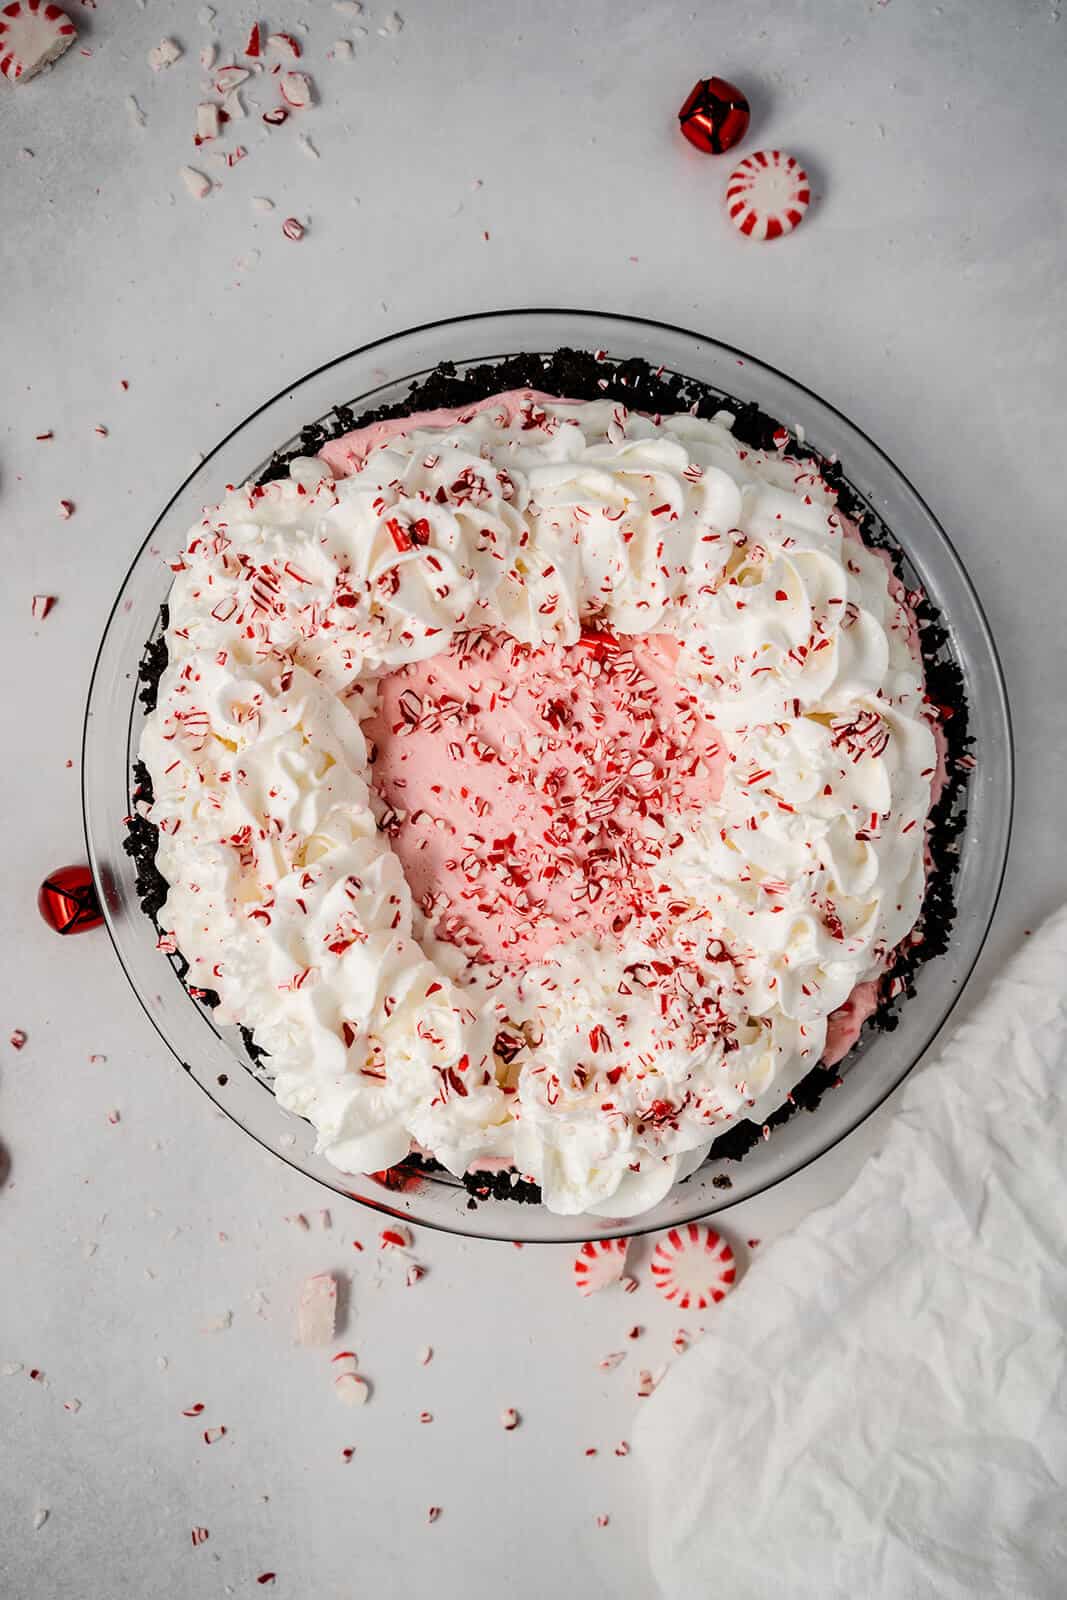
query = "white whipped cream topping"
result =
(139, 393, 937, 1216)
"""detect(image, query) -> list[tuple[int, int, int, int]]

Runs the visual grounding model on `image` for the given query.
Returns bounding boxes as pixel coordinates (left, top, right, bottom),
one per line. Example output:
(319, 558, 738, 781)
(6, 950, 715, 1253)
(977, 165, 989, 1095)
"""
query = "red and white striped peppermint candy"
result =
(0, 1, 76, 85)
(725, 150, 810, 241)
(650, 1223, 736, 1309)
(572, 1236, 629, 1297)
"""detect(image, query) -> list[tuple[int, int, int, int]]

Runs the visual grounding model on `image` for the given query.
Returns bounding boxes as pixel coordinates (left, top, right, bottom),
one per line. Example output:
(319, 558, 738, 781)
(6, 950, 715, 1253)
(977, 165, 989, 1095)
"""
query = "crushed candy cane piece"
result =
(266, 32, 301, 58)
(597, 1352, 625, 1372)
(298, 132, 319, 159)
(427, 1506, 441, 1524)
(126, 94, 145, 127)
(33, 1508, 49, 1531)
(333, 0, 362, 13)
(725, 150, 811, 241)
(405, 1263, 425, 1287)
(331, 39, 353, 60)
(195, 103, 220, 141)
(500, 1408, 520, 1431)
(379, 1225, 412, 1250)
(596, 1514, 610, 1529)
(0, 1, 77, 85)
(330, 1350, 358, 1374)
(286, 1212, 309, 1230)
(572, 1237, 629, 1296)
(179, 166, 212, 200)
(148, 37, 181, 71)
(296, 1273, 337, 1346)
(182, 1402, 205, 1417)
(417, 1345, 433, 1365)
(418, 1410, 433, 1423)
(625, 1325, 642, 1340)
(620, 1275, 639, 1294)
(279, 70, 312, 107)
(262, 105, 287, 125)
(9, 1029, 27, 1050)
(202, 1425, 226, 1443)
(319, 1209, 332, 1229)
(190, 1526, 209, 1547)
(334, 1372, 369, 1406)
(378, 10, 403, 34)
(281, 216, 305, 241)
(252, 195, 275, 211)
(57, 499, 73, 518)
(636, 1369, 656, 1398)
(341, 1446, 355, 1462)
(650, 1223, 736, 1309)
(222, 87, 245, 119)
(244, 23, 260, 56)
(106, 1109, 120, 1125)
(614, 1440, 630, 1456)
(199, 43, 215, 69)
(214, 65, 249, 93)
(672, 1329, 691, 1354)
(63, 1397, 81, 1412)
(31, 594, 56, 619)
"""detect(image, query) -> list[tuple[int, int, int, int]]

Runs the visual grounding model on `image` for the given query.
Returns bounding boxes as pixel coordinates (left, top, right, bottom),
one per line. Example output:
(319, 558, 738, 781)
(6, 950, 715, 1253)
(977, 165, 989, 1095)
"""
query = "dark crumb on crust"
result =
(138, 603, 169, 713)
(131, 347, 971, 1200)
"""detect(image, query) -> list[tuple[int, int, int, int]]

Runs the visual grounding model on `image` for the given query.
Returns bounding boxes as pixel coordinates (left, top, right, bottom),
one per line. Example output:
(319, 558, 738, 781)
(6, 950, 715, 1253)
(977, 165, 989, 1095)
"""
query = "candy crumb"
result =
(296, 1273, 337, 1347)
(31, 595, 56, 620)
(427, 1506, 441, 1524)
(148, 38, 182, 70)
(179, 166, 212, 200)
(58, 500, 74, 518)
(417, 1345, 433, 1365)
(500, 1407, 520, 1430)
(33, 1509, 49, 1532)
(9, 1030, 27, 1050)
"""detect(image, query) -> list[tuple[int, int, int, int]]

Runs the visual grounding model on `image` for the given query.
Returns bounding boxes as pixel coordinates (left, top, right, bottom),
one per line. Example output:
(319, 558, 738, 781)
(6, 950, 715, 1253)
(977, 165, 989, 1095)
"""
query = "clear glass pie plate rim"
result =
(82, 308, 1013, 1244)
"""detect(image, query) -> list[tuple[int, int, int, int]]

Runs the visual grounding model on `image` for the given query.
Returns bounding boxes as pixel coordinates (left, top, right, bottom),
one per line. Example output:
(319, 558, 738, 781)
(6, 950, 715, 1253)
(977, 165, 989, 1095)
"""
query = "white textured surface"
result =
(1, 2, 1064, 1596)
(638, 905, 1067, 1599)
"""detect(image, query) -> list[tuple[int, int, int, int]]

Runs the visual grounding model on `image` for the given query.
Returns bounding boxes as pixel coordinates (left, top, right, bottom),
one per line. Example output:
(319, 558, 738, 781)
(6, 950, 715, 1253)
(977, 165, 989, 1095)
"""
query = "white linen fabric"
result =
(637, 906, 1067, 1599)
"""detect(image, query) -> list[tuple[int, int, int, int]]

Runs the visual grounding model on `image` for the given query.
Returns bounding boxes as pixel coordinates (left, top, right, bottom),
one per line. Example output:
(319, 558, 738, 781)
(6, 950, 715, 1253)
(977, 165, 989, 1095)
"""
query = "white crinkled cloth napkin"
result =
(636, 907, 1067, 1600)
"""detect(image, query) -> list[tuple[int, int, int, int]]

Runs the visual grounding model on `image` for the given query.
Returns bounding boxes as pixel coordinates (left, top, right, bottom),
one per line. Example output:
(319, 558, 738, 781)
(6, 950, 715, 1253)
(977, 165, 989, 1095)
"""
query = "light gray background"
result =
(2, 2, 1065, 1596)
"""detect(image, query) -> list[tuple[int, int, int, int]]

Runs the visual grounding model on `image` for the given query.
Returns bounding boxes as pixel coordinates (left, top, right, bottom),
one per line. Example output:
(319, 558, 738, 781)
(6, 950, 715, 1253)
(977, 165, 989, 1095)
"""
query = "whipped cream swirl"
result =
(139, 391, 938, 1215)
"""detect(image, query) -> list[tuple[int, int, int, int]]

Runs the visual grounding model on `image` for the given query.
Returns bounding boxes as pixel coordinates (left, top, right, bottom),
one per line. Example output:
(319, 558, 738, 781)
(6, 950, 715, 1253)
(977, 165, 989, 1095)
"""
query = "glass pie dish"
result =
(82, 309, 1013, 1243)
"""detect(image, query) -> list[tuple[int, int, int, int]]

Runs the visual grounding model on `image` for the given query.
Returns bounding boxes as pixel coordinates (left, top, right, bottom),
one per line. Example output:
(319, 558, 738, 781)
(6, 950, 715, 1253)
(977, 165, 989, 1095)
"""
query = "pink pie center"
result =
(362, 627, 725, 971)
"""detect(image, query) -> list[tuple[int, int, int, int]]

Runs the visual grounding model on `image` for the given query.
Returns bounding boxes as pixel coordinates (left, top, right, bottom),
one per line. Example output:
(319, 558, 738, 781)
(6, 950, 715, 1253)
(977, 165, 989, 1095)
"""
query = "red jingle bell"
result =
(38, 865, 104, 935)
(678, 77, 750, 155)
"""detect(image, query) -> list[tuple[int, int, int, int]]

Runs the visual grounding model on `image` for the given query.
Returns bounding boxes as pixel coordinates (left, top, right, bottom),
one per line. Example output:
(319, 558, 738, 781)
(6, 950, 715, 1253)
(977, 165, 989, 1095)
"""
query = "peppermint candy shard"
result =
(649, 1223, 736, 1309)
(725, 150, 811, 242)
(0, 1, 76, 84)
(572, 1236, 629, 1297)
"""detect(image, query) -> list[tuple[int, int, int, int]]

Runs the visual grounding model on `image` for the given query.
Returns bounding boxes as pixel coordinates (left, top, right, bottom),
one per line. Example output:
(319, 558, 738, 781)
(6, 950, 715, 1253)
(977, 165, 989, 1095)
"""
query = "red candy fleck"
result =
(244, 23, 260, 56)
(282, 216, 305, 241)
(256, 1577, 276, 1587)
(38, 865, 103, 935)
(427, 1506, 441, 1524)
(190, 1527, 209, 1547)
(31, 594, 56, 620)
(9, 1030, 27, 1050)
(678, 77, 750, 155)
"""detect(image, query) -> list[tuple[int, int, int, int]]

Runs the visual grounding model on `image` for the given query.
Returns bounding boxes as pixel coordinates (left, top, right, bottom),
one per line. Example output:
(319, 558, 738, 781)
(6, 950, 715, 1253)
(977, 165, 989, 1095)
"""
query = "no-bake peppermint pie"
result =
(129, 354, 961, 1217)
